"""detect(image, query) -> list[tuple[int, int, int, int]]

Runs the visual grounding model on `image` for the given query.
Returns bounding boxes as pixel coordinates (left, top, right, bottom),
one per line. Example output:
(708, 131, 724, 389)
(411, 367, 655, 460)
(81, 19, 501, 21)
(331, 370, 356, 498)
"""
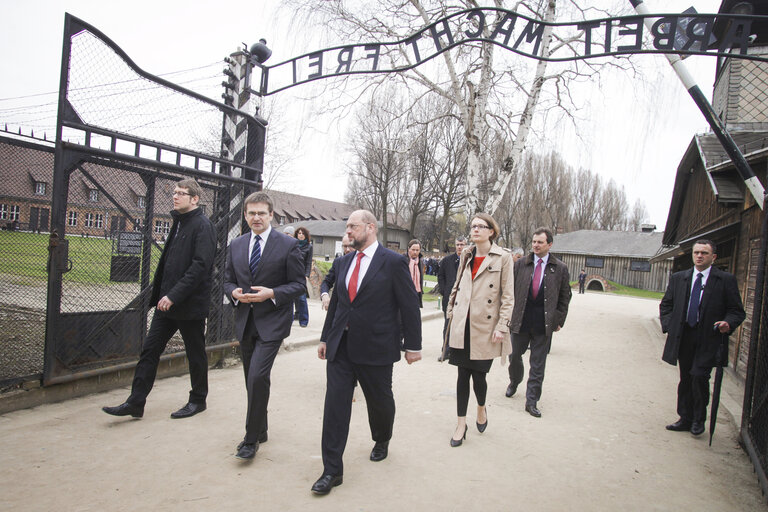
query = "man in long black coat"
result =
(660, 239, 745, 436)
(103, 179, 216, 419)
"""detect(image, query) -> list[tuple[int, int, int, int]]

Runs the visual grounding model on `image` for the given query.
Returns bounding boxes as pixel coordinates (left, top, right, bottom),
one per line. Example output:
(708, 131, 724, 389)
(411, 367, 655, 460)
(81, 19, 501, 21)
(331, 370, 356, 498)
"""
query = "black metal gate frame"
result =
(44, 14, 265, 384)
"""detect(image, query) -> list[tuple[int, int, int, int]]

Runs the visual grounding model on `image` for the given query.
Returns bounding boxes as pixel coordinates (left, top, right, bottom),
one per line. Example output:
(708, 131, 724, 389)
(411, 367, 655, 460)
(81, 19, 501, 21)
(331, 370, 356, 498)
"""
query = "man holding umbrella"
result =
(659, 240, 745, 438)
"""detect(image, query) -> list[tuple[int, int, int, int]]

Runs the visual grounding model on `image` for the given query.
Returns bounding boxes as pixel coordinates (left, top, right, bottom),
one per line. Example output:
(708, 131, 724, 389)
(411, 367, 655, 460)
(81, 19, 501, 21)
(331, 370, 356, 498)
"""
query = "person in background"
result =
(321, 234, 353, 311)
(445, 213, 514, 447)
(578, 269, 587, 294)
(437, 235, 467, 362)
(294, 226, 313, 328)
(511, 248, 524, 263)
(407, 239, 424, 308)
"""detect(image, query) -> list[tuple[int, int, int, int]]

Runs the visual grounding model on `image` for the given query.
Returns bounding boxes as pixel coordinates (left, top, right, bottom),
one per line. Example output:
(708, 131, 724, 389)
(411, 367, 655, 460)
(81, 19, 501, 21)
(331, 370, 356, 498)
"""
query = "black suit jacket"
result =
(660, 266, 745, 370)
(223, 229, 306, 342)
(437, 253, 460, 312)
(321, 244, 422, 365)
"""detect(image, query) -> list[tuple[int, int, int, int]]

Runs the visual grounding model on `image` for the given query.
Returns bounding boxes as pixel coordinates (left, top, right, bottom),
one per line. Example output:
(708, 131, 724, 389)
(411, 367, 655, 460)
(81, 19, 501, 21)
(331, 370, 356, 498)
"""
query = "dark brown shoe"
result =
(311, 474, 343, 495)
(102, 402, 143, 418)
(665, 418, 692, 432)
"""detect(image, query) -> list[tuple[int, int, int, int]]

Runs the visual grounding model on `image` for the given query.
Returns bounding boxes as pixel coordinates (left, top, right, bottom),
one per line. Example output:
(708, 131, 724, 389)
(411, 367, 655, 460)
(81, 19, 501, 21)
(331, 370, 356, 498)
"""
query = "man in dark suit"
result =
(659, 239, 745, 436)
(102, 179, 216, 419)
(437, 236, 467, 361)
(223, 192, 306, 460)
(506, 227, 571, 418)
(311, 210, 422, 496)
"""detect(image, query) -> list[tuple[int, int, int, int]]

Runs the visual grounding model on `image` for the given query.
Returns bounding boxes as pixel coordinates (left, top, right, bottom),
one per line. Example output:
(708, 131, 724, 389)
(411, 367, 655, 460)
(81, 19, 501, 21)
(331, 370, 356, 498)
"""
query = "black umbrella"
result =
(709, 335, 728, 446)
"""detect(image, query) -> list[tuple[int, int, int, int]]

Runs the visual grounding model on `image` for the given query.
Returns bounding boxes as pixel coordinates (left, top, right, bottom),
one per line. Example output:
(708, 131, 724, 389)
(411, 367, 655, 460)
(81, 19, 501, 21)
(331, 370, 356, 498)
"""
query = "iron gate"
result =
(41, 14, 265, 384)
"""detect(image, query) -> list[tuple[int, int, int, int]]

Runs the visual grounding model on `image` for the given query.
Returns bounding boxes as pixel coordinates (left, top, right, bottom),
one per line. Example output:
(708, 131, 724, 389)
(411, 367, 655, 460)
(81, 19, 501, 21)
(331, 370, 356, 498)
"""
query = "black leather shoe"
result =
(690, 421, 705, 436)
(237, 432, 268, 451)
(450, 425, 468, 447)
(170, 402, 206, 419)
(370, 441, 389, 461)
(665, 418, 692, 432)
(505, 383, 517, 398)
(311, 474, 343, 495)
(525, 404, 541, 418)
(477, 407, 488, 433)
(235, 442, 258, 460)
(102, 402, 144, 418)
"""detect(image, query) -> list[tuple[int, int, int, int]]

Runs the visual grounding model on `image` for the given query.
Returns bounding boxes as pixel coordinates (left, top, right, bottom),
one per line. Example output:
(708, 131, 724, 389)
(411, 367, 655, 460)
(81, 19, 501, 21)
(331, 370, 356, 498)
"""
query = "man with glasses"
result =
(311, 210, 422, 496)
(223, 192, 306, 460)
(437, 235, 467, 361)
(505, 227, 571, 418)
(103, 179, 216, 420)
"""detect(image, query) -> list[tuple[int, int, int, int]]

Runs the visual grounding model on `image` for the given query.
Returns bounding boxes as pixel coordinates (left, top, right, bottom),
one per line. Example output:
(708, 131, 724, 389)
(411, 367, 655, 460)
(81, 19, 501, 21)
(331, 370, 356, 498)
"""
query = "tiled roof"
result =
(552, 230, 666, 259)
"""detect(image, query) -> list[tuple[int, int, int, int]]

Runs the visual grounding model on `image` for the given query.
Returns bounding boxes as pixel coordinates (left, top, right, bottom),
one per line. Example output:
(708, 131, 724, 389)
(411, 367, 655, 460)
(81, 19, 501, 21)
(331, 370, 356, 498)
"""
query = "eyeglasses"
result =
(172, 191, 191, 197)
(470, 224, 490, 230)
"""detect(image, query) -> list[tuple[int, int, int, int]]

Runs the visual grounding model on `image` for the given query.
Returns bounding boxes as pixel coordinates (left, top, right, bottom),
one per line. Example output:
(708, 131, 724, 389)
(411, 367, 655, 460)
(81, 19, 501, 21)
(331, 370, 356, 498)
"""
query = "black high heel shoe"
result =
(477, 408, 488, 433)
(450, 425, 468, 447)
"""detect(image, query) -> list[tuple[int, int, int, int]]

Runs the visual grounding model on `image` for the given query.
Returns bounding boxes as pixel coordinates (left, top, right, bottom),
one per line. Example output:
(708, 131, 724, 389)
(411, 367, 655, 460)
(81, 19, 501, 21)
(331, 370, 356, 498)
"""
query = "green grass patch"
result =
(0, 230, 162, 285)
(606, 280, 664, 300)
(423, 274, 437, 282)
(314, 259, 332, 275)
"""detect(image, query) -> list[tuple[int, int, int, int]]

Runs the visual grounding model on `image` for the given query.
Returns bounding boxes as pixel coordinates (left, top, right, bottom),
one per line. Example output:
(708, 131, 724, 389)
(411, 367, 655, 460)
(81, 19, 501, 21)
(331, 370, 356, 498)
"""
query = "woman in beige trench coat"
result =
(444, 212, 514, 447)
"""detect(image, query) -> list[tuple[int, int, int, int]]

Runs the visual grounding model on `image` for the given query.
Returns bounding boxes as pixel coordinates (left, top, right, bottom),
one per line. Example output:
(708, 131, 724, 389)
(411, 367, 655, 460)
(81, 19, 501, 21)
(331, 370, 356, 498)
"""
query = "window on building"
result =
(313, 236, 324, 244)
(137, 196, 145, 208)
(585, 257, 604, 268)
(67, 211, 78, 227)
(133, 218, 142, 231)
(34, 182, 46, 195)
(630, 260, 651, 272)
(85, 213, 94, 228)
(155, 220, 170, 235)
(89, 189, 99, 202)
(8, 205, 19, 221)
(94, 214, 104, 229)
(0, 204, 7, 220)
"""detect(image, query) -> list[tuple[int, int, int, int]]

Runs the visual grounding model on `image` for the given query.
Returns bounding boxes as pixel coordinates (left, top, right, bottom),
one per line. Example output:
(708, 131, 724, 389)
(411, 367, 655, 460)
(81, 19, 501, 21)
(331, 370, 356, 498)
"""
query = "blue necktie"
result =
(687, 272, 703, 327)
(249, 234, 261, 281)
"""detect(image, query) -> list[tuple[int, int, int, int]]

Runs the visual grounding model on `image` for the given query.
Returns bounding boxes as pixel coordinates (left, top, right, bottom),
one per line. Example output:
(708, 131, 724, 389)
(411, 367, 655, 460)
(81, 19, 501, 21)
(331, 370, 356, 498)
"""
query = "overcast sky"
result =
(0, 0, 725, 229)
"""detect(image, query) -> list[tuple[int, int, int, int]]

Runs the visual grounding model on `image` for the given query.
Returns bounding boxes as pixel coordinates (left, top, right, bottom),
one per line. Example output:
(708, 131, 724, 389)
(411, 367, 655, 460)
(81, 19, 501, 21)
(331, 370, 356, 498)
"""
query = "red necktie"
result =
(348, 252, 364, 302)
(532, 259, 543, 299)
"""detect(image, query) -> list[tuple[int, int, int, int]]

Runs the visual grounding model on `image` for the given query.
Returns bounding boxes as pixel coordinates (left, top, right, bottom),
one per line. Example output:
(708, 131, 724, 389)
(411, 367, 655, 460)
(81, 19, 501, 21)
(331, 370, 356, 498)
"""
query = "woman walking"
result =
(294, 226, 313, 327)
(444, 213, 514, 446)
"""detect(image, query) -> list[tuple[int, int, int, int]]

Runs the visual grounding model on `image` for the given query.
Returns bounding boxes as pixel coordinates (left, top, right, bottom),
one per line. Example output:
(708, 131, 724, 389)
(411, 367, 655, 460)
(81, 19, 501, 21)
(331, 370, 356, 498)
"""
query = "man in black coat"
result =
(103, 179, 216, 419)
(311, 210, 422, 496)
(223, 192, 306, 460)
(659, 239, 745, 436)
(437, 235, 466, 360)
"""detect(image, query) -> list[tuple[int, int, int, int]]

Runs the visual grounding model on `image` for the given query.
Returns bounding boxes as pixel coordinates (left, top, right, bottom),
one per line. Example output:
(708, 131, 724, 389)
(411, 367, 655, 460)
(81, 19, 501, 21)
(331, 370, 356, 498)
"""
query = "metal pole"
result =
(630, 0, 765, 209)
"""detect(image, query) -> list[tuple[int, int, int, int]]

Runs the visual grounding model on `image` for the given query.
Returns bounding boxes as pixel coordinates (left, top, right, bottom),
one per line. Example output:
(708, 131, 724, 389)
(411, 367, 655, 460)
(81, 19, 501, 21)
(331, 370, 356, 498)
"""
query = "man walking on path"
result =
(437, 236, 466, 361)
(223, 192, 306, 460)
(659, 239, 745, 436)
(312, 210, 422, 496)
(505, 227, 571, 418)
(102, 179, 216, 420)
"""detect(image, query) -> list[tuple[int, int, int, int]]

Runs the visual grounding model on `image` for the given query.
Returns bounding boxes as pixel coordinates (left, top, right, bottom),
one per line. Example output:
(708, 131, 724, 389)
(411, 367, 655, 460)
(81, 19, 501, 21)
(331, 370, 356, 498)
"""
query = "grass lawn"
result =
(0, 230, 161, 284)
(606, 280, 664, 300)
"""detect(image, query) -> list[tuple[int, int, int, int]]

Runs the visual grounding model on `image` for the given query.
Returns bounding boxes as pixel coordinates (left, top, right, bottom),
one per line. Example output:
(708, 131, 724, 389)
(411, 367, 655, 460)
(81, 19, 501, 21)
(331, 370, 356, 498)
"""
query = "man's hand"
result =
(246, 286, 275, 303)
(157, 296, 174, 312)
(714, 321, 730, 333)
(321, 293, 330, 310)
(317, 342, 327, 360)
(405, 351, 421, 364)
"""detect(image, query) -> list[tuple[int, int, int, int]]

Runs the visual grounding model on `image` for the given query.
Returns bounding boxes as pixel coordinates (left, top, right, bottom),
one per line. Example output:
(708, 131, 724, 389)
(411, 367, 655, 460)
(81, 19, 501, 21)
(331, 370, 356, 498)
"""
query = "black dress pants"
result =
(322, 334, 394, 476)
(128, 314, 208, 407)
(676, 326, 711, 423)
(508, 331, 551, 407)
(240, 318, 282, 443)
